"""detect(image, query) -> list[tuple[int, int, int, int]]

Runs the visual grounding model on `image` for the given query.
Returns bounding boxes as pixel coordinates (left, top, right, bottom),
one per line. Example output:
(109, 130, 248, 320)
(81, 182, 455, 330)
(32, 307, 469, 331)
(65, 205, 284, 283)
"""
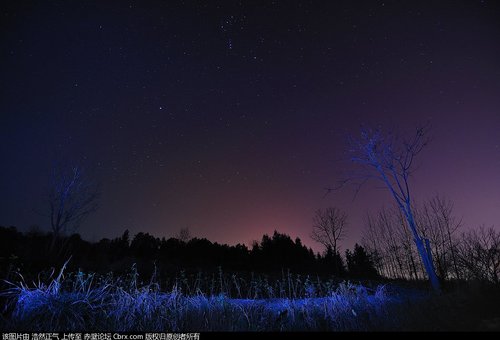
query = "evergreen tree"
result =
(346, 243, 378, 278)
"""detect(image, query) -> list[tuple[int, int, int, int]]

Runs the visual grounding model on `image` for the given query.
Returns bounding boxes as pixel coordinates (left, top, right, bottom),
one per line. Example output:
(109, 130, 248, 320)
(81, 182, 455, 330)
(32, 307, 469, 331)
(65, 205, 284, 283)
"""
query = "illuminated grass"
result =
(0, 266, 419, 331)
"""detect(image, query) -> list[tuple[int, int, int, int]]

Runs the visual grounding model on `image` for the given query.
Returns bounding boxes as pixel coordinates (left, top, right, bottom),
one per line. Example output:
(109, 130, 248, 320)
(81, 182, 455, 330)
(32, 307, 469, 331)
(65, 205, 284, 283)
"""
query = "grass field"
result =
(1, 265, 499, 331)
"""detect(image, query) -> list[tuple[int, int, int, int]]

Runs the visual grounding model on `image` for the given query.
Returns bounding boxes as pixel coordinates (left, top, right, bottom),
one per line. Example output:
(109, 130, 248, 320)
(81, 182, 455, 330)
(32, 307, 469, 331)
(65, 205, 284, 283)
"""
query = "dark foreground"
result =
(1, 271, 499, 332)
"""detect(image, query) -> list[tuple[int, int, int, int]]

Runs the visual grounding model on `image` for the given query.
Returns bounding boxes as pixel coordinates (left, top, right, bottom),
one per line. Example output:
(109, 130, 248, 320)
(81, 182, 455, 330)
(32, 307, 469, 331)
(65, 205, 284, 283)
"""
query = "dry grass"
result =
(1, 264, 400, 331)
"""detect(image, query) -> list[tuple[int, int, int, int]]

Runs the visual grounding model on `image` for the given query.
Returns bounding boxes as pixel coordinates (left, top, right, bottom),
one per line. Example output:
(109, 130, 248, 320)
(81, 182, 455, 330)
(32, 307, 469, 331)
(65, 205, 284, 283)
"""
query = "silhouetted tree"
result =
(109, 230, 131, 261)
(311, 207, 347, 256)
(346, 244, 378, 278)
(177, 227, 192, 243)
(311, 207, 347, 275)
(416, 195, 462, 281)
(363, 207, 420, 280)
(458, 226, 500, 283)
(253, 231, 315, 272)
(130, 232, 159, 259)
(322, 246, 346, 276)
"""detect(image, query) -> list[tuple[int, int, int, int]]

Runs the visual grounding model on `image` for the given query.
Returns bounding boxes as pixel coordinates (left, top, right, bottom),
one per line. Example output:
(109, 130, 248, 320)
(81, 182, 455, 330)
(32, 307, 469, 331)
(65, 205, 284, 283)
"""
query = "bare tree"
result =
(362, 213, 387, 276)
(458, 226, 500, 283)
(393, 207, 422, 280)
(362, 207, 421, 280)
(342, 125, 441, 291)
(177, 227, 192, 243)
(416, 195, 462, 280)
(46, 164, 99, 250)
(311, 207, 347, 256)
(363, 197, 464, 282)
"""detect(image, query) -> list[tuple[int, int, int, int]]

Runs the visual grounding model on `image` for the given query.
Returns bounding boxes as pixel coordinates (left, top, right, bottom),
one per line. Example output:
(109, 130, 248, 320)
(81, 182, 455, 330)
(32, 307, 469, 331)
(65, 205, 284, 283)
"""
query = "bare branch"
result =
(338, 123, 440, 291)
(46, 163, 100, 248)
(310, 207, 348, 254)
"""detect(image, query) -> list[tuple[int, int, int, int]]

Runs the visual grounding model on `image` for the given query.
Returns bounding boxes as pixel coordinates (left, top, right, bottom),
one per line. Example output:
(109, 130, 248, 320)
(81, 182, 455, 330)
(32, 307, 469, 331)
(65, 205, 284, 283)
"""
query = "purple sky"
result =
(1, 1, 499, 252)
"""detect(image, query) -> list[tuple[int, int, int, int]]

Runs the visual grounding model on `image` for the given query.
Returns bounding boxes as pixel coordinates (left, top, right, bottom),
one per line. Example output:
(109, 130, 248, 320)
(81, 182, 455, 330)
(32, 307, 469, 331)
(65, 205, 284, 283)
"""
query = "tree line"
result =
(0, 226, 378, 282)
(361, 196, 500, 284)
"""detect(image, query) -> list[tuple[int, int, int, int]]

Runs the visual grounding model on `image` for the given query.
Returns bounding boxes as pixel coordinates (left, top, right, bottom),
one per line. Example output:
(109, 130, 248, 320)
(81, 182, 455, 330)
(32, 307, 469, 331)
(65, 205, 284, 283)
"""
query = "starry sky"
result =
(1, 0, 500, 252)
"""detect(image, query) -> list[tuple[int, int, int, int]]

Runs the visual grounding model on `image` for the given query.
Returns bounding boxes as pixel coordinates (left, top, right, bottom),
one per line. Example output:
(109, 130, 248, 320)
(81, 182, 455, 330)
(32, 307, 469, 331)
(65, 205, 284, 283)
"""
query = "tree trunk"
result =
(409, 248, 419, 280)
(414, 236, 441, 292)
(447, 228, 461, 281)
(406, 209, 441, 292)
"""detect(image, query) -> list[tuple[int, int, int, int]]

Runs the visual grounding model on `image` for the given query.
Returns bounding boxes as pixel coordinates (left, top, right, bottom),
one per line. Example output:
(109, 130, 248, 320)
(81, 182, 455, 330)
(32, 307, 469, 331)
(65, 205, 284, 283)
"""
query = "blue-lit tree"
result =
(343, 125, 440, 291)
(45, 164, 99, 252)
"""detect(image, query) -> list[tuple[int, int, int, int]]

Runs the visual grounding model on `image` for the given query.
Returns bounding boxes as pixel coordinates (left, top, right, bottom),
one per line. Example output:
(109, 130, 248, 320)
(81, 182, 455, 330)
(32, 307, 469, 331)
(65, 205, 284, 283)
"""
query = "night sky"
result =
(1, 0, 500, 252)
